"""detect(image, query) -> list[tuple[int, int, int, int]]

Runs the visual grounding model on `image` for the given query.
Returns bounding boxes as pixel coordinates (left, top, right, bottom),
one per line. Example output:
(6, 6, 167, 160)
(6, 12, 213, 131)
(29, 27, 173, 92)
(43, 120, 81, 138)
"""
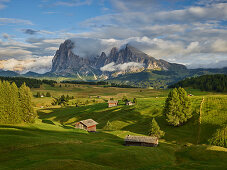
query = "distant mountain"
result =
(51, 39, 187, 79)
(23, 71, 42, 77)
(0, 70, 20, 77)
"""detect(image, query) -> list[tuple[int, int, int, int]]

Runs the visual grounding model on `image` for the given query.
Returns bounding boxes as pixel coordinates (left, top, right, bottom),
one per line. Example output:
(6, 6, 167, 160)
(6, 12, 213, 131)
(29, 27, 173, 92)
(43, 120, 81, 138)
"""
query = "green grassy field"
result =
(0, 84, 226, 169)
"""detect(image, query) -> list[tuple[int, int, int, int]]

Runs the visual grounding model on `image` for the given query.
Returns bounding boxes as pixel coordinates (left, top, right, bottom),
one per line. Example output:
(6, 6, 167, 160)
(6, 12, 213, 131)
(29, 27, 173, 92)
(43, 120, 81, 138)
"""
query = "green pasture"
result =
(0, 85, 226, 169)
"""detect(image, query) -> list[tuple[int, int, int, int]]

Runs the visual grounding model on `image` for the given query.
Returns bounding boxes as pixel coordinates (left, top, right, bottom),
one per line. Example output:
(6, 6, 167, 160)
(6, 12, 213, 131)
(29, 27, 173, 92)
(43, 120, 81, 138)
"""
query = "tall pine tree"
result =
(19, 83, 36, 123)
(149, 118, 165, 138)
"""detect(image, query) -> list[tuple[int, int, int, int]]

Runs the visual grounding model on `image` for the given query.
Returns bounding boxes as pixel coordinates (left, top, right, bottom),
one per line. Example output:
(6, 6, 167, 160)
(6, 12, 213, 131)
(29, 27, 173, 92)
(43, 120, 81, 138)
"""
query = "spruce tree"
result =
(164, 87, 192, 126)
(149, 118, 165, 138)
(36, 92, 41, 98)
(19, 83, 36, 123)
(103, 121, 113, 130)
(0, 81, 6, 123)
(133, 98, 137, 104)
(46, 92, 51, 97)
(10, 82, 21, 123)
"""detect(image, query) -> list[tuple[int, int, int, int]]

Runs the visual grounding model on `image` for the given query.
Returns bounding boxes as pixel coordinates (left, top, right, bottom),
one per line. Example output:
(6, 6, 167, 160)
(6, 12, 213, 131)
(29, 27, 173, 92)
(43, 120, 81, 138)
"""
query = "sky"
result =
(0, 0, 227, 73)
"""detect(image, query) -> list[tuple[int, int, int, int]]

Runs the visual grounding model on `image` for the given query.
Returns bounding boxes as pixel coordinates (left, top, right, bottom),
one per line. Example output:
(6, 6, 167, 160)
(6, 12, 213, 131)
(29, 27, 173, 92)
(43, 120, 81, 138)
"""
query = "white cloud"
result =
(0, 18, 33, 25)
(100, 62, 144, 72)
(0, 56, 53, 73)
(55, 0, 92, 7)
(70, 37, 122, 57)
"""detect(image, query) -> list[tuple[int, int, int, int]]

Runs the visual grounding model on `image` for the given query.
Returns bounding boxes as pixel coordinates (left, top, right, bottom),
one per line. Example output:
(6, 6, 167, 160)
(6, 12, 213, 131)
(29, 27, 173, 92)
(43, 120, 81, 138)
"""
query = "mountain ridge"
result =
(51, 39, 187, 78)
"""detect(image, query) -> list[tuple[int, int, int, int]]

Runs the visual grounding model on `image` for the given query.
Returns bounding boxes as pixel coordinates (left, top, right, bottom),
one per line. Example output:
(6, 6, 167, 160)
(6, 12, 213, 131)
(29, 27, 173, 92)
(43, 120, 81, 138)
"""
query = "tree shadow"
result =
(42, 119, 55, 125)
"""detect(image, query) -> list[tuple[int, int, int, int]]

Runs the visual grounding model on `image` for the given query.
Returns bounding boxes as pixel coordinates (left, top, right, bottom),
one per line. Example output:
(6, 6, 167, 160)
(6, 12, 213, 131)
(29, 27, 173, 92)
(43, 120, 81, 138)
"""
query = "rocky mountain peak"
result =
(51, 40, 187, 78)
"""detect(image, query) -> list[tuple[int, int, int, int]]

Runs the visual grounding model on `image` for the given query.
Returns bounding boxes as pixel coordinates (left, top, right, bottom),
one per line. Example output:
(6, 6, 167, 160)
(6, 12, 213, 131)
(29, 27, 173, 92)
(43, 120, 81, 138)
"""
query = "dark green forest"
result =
(169, 74, 227, 92)
(0, 77, 56, 88)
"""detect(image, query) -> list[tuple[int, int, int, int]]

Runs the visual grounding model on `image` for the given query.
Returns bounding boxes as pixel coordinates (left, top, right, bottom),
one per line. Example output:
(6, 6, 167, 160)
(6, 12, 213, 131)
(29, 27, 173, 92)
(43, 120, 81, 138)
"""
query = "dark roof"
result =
(79, 119, 98, 127)
(124, 135, 158, 144)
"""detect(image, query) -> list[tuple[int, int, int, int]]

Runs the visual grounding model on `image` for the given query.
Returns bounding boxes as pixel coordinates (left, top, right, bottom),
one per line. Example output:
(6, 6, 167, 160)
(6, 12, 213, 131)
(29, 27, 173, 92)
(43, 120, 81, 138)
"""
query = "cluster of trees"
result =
(36, 92, 51, 98)
(209, 125, 227, 148)
(108, 83, 137, 88)
(0, 77, 56, 88)
(61, 80, 137, 88)
(0, 81, 36, 124)
(169, 74, 227, 92)
(122, 96, 137, 104)
(148, 87, 191, 138)
(164, 87, 192, 126)
(52, 95, 74, 106)
(61, 81, 108, 85)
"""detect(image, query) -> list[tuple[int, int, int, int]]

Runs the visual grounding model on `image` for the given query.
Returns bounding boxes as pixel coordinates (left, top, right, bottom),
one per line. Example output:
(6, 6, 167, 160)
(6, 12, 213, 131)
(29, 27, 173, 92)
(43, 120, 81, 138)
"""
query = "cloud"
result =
(22, 29, 38, 35)
(0, 56, 53, 74)
(100, 62, 144, 72)
(0, 0, 10, 10)
(2, 33, 10, 39)
(196, 0, 227, 5)
(70, 37, 122, 57)
(54, 0, 92, 7)
(0, 18, 33, 25)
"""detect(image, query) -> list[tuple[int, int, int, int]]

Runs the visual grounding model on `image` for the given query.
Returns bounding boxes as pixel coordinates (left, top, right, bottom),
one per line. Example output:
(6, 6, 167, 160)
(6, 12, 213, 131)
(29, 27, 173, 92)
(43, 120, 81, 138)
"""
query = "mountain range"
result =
(0, 39, 227, 88)
(51, 39, 186, 79)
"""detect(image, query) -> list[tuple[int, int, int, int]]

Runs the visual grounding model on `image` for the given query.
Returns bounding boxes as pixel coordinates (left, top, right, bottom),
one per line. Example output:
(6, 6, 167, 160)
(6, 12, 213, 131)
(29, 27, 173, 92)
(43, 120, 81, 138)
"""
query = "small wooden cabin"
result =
(124, 135, 158, 147)
(74, 119, 98, 132)
(108, 100, 118, 107)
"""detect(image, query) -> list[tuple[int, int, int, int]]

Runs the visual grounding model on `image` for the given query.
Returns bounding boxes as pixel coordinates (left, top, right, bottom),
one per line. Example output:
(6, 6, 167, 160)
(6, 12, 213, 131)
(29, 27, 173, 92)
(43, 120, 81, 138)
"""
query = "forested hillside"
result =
(0, 77, 56, 88)
(169, 74, 227, 92)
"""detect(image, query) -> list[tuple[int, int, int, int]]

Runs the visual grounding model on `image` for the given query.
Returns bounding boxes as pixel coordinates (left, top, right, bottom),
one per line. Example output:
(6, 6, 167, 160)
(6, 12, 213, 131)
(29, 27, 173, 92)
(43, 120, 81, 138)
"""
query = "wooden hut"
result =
(124, 135, 158, 147)
(108, 100, 118, 107)
(74, 119, 98, 132)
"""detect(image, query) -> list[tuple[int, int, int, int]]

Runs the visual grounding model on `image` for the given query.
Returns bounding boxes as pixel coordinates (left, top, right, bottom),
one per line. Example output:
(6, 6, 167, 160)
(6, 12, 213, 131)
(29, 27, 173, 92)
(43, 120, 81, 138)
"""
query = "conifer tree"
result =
(36, 92, 41, 98)
(103, 121, 113, 130)
(149, 118, 165, 138)
(133, 98, 137, 104)
(0, 81, 6, 122)
(164, 87, 192, 126)
(19, 83, 36, 123)
(10, 82, 21, 123)
(46, 92, 51, 97)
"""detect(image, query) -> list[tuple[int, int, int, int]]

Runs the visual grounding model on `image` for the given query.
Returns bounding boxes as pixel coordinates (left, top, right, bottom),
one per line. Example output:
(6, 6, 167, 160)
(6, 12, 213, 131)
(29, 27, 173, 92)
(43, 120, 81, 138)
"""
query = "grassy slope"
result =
(0, 85, 227, 169)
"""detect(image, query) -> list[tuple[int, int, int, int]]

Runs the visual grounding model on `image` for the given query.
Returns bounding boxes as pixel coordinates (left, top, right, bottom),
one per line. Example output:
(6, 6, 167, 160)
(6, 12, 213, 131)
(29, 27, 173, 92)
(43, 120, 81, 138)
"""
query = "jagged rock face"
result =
(51, 40, 95, 76)
(51, 40, 186, 78)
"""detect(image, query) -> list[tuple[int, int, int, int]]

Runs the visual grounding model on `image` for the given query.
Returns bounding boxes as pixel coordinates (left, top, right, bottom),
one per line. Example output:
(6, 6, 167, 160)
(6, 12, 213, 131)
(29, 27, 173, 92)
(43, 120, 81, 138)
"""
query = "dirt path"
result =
(197, 97, 205, 144)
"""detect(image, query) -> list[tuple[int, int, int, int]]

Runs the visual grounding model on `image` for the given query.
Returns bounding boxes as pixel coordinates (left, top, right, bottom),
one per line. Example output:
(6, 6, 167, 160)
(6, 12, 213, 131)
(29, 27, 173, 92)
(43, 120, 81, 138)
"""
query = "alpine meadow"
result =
(0, 0, 227, 169)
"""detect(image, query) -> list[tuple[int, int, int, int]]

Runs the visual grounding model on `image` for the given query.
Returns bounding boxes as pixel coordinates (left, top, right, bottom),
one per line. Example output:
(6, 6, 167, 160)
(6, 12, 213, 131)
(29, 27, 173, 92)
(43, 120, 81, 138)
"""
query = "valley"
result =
(0, 84, 226, 169)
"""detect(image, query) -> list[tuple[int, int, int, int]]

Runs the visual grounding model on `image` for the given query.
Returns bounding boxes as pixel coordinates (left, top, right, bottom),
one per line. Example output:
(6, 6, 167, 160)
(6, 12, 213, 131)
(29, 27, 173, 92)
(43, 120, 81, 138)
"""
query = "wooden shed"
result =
(108, 100, 118, 107)
(124, 135, 158, 147)
(74, 119, 98, 132)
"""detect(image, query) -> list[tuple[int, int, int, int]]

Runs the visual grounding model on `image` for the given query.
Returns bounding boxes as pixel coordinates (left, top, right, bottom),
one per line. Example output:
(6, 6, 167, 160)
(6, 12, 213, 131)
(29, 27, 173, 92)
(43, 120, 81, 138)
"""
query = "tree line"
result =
(61, 80, 137, 88)
(0, 81, 36, 124)
(169, 74, 227, 92)
(0, 76, 56, 88)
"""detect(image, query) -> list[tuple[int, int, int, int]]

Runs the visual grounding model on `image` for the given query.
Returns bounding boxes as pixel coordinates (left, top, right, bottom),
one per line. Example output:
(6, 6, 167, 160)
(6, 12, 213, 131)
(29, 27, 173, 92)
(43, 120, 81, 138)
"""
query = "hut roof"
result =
(124, 135, 158, 144)
(79, 119, 98, 127)
(108, 100, 118, 104)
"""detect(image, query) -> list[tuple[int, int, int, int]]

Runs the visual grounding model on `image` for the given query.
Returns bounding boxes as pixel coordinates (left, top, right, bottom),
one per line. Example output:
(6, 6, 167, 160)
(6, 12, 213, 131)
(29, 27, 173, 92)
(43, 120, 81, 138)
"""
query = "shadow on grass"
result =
(42, 119, 55, 125)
